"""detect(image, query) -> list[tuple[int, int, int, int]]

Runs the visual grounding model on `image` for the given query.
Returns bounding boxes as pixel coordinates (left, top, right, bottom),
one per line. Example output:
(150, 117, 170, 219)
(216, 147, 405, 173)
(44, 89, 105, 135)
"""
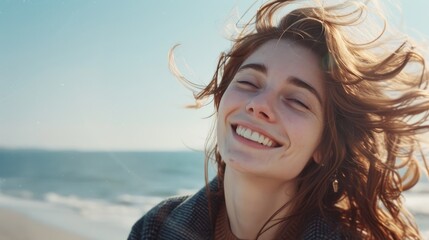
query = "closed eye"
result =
(286, 98, 309, 110)
(237, 80, 258, 89)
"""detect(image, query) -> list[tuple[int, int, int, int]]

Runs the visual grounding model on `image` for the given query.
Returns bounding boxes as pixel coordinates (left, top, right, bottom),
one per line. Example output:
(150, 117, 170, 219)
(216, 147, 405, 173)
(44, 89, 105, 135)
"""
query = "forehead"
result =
(241, 39, 325, 98)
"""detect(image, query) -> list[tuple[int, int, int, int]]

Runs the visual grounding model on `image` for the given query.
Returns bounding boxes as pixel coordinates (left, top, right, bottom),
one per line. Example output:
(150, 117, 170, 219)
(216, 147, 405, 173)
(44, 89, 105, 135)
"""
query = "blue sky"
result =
(0, 0, 428, 151)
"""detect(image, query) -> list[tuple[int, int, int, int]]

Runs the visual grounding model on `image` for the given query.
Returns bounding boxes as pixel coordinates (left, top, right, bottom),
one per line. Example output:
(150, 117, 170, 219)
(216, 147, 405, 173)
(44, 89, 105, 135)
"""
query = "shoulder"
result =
(302, 215, 346, 240)
(127, 195, 190, 240)
(127, 178, 221, 240)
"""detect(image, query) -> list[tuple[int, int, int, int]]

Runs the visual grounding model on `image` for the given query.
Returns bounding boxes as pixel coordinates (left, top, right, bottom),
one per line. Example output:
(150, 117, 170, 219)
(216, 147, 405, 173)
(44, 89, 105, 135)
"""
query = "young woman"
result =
(129, 0, 429, 239)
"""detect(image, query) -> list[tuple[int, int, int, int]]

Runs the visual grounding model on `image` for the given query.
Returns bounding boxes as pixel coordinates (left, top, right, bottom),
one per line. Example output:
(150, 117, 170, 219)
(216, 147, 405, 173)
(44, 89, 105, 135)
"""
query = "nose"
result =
(245, 91, 276, 122)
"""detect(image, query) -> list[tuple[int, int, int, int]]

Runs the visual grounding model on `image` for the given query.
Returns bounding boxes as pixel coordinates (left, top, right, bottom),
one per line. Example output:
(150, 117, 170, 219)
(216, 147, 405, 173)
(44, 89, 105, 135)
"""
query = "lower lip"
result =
(232, 127, 275, 150)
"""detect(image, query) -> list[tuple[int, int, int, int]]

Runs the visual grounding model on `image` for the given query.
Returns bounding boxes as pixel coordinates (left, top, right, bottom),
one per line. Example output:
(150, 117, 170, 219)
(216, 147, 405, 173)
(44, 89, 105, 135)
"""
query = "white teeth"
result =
(263, 137, 269, 146)
(250, 132, 260, 142)
(243, 128, 252, 139)
(235, 125, 275, 147)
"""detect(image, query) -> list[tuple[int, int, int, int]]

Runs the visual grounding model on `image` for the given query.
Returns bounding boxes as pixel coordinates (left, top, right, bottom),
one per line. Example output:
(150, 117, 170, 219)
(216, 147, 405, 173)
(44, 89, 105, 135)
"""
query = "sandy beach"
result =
(0, 208, 88, 240)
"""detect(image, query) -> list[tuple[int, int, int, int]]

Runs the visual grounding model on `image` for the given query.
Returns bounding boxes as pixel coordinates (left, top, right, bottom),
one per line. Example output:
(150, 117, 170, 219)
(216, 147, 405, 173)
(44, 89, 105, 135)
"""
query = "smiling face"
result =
(217, 39, 325, 183)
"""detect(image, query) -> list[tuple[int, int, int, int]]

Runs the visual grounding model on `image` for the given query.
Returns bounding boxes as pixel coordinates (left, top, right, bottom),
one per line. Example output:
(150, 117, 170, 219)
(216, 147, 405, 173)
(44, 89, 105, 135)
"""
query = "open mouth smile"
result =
(232, 124, 282, 148)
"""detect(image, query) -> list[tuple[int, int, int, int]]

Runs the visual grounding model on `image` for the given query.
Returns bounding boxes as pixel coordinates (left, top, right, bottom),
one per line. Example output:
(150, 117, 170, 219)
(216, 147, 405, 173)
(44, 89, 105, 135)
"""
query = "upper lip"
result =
(231, 122, 283, 147)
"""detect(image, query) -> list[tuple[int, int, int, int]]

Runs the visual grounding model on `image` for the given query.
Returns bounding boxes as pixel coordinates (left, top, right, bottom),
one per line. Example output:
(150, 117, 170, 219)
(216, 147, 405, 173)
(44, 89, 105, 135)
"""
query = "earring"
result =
(332, 173, 339, 193)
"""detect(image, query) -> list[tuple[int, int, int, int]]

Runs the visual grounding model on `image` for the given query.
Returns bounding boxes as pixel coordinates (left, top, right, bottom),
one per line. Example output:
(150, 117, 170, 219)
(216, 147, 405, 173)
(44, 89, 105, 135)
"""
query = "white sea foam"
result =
(45, 193, 152, 229)
(116, 193, 164, 209)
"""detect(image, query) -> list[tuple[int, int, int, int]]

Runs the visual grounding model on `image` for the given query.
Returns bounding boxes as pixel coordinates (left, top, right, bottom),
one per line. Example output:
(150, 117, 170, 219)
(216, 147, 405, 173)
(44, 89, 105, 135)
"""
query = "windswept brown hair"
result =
(170, 0, 429, 239)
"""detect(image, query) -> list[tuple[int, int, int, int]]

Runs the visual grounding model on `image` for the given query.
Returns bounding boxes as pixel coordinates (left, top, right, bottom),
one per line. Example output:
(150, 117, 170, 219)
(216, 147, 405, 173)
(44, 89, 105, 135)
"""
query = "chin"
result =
(223, 152, 264, 173)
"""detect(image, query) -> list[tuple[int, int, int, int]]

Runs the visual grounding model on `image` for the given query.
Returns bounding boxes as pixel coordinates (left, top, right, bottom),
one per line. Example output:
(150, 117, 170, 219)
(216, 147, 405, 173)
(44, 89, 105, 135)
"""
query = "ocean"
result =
(0, 149, 428, 239)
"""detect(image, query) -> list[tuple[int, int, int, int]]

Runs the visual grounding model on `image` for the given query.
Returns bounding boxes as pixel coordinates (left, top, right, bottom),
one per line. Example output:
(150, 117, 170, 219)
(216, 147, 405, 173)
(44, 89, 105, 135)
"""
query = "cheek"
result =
(216, 98, 228, 130)
(283, 114, 324, 147)
(217, 87, 242, 118)
(216, 88, 244, 157)
(216, 93, 231, 147)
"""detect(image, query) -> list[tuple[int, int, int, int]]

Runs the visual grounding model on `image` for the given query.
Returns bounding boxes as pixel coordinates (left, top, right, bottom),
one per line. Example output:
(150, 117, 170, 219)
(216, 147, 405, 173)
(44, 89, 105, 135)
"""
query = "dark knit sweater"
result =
(127, 178, 344, 240)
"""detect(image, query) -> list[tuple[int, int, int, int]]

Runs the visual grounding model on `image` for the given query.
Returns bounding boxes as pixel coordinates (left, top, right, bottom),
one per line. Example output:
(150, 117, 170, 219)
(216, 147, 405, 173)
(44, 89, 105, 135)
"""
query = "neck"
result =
(223, 166, 296, 240)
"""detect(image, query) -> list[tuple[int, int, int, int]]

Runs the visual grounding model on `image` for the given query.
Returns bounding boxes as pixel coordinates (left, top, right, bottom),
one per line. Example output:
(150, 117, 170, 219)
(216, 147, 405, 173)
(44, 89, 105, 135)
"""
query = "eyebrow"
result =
(238, 63, 323, 105)
(238, 63, 267, 74)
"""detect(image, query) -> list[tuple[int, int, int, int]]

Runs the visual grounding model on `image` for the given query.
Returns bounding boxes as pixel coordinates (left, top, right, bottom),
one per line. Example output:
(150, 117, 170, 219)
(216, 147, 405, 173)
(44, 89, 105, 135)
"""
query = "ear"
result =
(312, 151, 322, 164)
